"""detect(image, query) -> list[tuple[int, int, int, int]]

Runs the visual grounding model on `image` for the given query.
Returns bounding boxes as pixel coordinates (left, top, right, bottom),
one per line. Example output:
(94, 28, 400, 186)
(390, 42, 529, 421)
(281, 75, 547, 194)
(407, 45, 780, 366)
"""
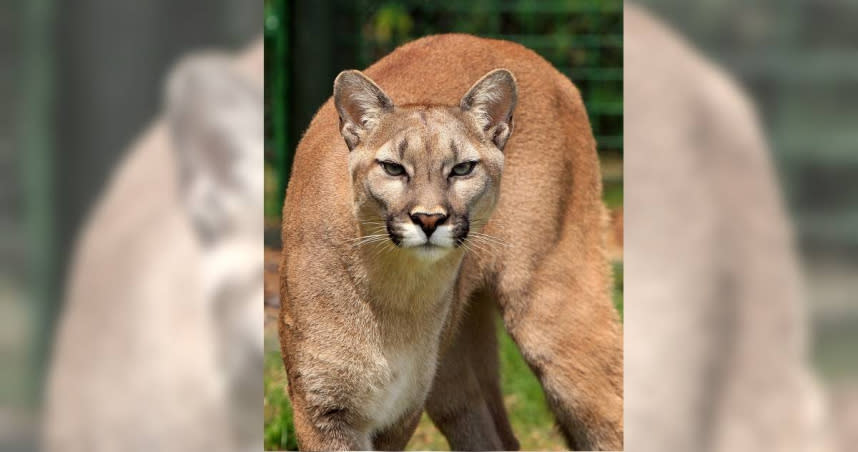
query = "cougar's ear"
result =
(166, 53, 263, 245)
(333, 70, 394, 151)
(460, 69, 518, 150)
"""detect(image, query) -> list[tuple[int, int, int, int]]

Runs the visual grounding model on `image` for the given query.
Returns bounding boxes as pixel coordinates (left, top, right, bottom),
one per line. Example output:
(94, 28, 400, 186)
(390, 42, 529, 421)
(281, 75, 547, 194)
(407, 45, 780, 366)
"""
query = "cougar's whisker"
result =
(469, 232, 509, 248)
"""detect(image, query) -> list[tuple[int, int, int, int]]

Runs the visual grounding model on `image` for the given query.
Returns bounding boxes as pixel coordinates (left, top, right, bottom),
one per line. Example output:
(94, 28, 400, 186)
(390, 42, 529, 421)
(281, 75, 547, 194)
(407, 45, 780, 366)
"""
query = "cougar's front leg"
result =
(497, 247, 624, 451)
(425, 292, 518, 451)
(279, 283, 374, 450)
(286, 381, 370, 451)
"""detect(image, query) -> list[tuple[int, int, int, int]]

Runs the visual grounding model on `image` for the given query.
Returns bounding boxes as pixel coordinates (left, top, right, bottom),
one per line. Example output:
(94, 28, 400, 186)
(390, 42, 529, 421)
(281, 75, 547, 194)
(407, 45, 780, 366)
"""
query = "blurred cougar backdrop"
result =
(627, 2, 857, 452)
(0, 1, 261, 451)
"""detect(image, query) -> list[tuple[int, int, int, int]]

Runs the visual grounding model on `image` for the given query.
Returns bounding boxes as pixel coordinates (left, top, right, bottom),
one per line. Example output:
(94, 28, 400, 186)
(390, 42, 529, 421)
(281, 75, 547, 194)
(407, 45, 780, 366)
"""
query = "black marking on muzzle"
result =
(386, 217, 402, 246)
(454, 215, 470, 247)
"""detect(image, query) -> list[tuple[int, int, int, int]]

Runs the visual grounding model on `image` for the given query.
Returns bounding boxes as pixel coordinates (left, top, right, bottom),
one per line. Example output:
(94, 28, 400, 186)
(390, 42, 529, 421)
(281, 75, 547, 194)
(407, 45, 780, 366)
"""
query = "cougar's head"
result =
(334, 69, 517, 260)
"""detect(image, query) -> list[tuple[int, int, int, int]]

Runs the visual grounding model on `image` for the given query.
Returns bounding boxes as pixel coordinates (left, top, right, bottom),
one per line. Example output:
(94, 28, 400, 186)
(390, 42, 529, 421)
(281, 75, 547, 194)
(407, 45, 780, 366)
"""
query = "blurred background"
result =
(625, 1, 858, 451)
(636, 0, 858, 390)
(1, 1, 260, 450)
(263, 0, 622, 450)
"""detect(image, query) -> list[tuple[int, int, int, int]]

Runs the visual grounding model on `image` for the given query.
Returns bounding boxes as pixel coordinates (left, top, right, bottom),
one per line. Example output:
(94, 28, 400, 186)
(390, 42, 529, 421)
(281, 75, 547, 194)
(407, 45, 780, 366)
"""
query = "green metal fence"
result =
(265, 0, 623, 218)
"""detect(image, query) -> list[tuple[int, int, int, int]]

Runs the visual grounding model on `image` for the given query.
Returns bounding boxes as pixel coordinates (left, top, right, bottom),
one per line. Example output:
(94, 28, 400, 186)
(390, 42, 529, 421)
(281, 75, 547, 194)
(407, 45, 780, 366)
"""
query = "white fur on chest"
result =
(363, 343, 437, 434)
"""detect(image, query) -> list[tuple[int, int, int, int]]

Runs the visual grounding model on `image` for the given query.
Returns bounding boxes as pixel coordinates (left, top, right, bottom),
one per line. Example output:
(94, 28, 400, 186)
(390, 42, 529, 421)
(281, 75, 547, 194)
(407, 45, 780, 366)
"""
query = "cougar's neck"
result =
(355, 233, 465, 314)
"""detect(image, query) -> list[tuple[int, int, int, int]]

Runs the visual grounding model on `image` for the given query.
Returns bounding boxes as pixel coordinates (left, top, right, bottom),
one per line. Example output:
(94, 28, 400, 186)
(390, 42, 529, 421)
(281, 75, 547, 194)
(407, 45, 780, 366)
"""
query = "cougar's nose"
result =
(410, 212, 448, 238)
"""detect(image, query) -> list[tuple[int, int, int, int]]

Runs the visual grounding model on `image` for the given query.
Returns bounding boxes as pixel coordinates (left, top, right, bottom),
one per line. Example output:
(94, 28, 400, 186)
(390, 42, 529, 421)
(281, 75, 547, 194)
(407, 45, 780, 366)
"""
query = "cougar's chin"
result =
(411, 244, 451, 262)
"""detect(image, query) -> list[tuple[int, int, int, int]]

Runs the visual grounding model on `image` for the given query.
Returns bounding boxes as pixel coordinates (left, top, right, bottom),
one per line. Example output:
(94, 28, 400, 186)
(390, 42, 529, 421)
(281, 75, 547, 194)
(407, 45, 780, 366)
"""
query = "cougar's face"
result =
(334, 68, 517, 260)
(350, 107, 504, 258)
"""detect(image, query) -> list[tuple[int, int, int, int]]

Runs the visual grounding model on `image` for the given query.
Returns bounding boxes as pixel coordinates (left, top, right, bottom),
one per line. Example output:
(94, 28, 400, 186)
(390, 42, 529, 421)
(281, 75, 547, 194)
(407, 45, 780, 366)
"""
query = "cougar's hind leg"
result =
(425, 291, 517, 450)
(466, 292, 519, 450)
(372, 408, 422, 451)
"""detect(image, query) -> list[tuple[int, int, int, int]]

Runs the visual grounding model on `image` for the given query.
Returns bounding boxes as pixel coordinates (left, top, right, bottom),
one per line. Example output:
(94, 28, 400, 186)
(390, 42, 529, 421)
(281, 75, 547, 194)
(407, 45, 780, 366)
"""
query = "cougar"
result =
(44, 41, 263, 452)
(280, 34, 623, 450)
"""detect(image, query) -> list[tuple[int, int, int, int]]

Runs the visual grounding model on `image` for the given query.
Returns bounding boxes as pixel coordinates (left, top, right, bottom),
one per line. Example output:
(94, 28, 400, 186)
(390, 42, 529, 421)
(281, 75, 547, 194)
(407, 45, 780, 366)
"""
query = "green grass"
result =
(264, 334, 297, 451)
(263, 262, 623, 451)
(495, 324, 567, 449)
(603, 179, 623, 209)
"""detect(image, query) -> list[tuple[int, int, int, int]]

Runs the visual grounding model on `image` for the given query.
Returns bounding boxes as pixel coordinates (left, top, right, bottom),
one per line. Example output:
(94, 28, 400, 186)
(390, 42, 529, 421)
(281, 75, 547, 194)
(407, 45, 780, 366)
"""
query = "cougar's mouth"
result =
(385, 217, 466, 250)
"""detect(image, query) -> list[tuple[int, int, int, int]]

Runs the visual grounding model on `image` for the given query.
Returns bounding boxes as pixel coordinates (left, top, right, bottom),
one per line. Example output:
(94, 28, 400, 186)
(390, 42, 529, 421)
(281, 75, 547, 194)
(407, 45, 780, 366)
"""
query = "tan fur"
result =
(280, 34, 622, 450)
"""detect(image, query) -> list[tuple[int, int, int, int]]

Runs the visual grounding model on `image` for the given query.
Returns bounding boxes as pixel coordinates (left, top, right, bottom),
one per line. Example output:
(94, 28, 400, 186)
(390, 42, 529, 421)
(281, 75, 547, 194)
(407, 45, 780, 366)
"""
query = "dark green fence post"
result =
(265, 0, 290, 211)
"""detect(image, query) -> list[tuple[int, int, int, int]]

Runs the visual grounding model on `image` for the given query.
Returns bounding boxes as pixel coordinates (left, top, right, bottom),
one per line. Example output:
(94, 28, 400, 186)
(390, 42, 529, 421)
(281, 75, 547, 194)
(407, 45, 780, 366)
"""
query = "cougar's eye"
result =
(450, 161, 477, 177)
(380, 161, 406, 177)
